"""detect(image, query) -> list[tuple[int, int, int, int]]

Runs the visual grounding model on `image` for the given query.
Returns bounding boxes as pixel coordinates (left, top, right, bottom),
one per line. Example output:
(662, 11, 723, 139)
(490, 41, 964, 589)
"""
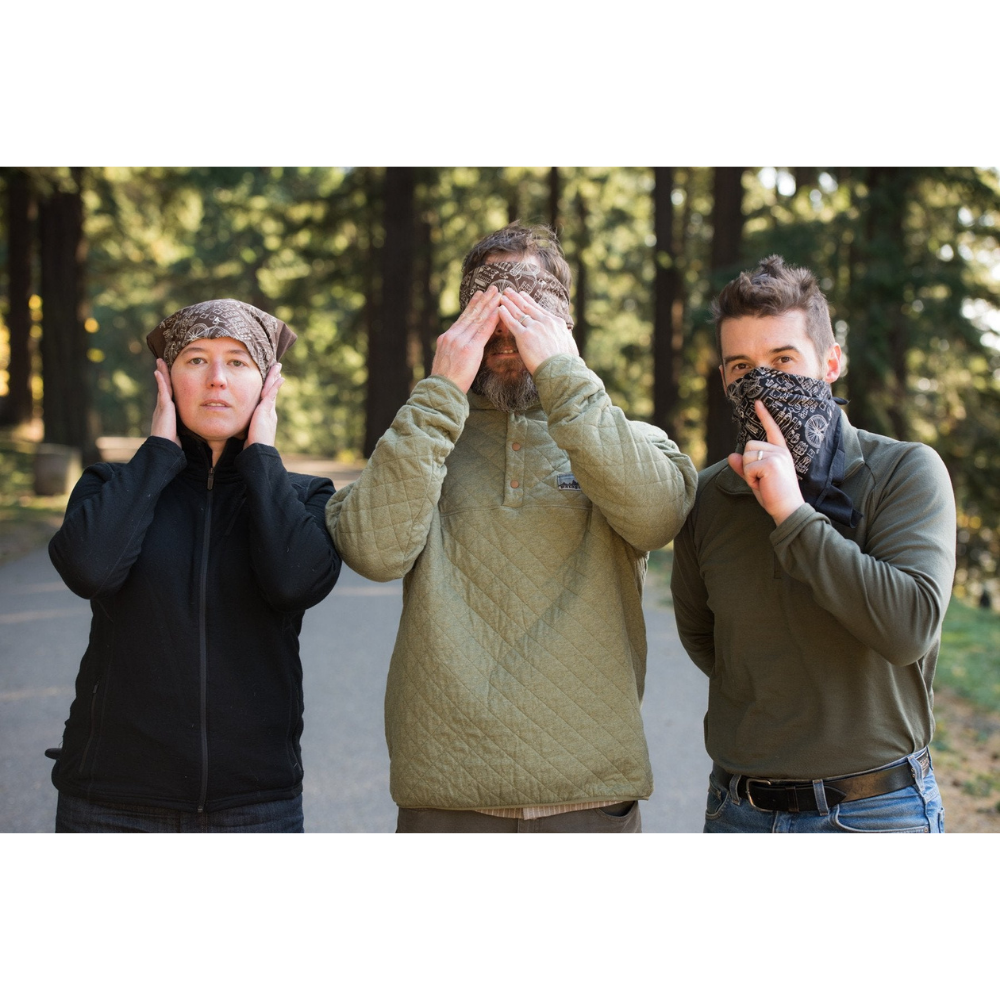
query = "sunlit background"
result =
(1, 166, 998, 600)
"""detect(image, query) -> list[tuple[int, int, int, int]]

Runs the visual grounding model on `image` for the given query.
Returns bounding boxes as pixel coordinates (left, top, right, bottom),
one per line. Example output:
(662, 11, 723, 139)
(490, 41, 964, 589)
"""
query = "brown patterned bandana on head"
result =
(146, 299, 297, 375)
(459, 260, 573, 329)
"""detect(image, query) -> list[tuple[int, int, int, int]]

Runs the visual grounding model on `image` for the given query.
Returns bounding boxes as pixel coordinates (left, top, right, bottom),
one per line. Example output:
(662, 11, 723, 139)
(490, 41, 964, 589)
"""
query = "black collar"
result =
(179, 431, 245, 483)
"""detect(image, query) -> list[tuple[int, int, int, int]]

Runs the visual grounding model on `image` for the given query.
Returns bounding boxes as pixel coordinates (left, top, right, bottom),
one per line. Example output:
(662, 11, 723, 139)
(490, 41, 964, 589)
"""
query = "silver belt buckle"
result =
(744, 777, 772, 808)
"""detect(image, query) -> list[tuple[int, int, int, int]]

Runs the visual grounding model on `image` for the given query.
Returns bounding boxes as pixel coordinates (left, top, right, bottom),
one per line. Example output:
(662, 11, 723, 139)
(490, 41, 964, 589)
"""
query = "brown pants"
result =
(396, 801, 641, 833)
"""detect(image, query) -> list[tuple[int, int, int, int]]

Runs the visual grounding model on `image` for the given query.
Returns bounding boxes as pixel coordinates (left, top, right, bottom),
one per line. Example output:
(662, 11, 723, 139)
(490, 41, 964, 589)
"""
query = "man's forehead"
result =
(721, 310, 809, 347)
(482, 251, 542, 268)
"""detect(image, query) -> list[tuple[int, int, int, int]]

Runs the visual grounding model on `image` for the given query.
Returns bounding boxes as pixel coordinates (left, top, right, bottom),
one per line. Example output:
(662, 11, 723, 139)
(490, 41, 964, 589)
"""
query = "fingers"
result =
(497, 290, 549, 334)
(447, 287, 500, 350)
(497, 301, 526, 334)
(247, 367, 281, 449)
(151, 360, 179, 445)
(744, 400, 790, 472)
(729, 450, 769, 512)
(432, 287, 500, 392)
(741, 410, 805, 524)
(501, 287, 554, 323)
(154, 359, 172, 401)
(261, 363, 284, 402)
(755, 399, 788, 447)
(460, 287, 501, 330)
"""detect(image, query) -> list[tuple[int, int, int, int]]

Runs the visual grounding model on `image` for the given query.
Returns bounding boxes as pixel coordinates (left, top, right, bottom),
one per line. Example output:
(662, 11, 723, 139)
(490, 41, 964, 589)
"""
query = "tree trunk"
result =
(38, 168, 97, 461)
(793, 167, 818, 193)
(847, 167, 910, 437)
(548, 167, 560, 232)
(573, 192, 589, 358)
(364, 167, 414, 456)
(652, 166, 681, 440)
(360, 168, 381, 454)
(1, 169, 35, 427)
(705, 167, 745, 466)
(415, 215, 437, 381)
(506, 170, 520, 224)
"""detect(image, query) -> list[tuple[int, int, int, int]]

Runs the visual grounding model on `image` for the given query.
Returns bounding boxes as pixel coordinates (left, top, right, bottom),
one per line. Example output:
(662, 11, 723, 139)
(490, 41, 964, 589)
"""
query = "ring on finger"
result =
(757, 450, 764, 463)
(521, 314, 531, 326)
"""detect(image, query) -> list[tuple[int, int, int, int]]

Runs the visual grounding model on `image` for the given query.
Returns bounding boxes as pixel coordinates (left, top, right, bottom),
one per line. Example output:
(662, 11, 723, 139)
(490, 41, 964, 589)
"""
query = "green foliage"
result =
(83, 167, 370, 457)
(937, 598, 1000, 714)
(3, 166, 999, 582)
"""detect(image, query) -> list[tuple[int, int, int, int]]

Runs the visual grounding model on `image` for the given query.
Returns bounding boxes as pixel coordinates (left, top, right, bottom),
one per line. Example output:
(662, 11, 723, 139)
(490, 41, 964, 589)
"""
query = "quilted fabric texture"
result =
(326, 355, 697, 810)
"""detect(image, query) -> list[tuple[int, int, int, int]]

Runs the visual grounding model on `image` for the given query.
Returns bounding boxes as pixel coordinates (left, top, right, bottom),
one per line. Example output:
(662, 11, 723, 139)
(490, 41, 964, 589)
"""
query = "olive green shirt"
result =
(670, 412, 956, 779)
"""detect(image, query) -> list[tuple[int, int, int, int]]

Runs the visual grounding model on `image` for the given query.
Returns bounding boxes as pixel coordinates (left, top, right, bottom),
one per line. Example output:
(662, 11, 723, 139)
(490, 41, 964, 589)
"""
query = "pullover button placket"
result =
(504, 413, 526, 508)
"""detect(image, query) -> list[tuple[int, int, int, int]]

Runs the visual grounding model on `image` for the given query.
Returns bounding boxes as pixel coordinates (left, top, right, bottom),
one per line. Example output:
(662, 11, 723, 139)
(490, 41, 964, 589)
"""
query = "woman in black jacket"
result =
(48, 300, 341, 832)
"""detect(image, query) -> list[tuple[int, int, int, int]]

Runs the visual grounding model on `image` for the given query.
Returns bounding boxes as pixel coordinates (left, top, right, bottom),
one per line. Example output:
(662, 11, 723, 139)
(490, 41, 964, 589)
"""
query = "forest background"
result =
(2, 165, 998, 602)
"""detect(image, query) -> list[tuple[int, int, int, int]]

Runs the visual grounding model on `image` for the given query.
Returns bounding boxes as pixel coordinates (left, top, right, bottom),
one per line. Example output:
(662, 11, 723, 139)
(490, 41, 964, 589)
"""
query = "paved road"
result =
(0, 544, 710, 833)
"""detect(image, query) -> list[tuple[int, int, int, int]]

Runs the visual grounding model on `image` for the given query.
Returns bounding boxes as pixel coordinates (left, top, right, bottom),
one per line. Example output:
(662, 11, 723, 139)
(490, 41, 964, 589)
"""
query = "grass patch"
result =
(937, 598, 1000, 715)
(961, 774, 1000, 798)
(930, 717, 952, 754)
(0, 441, 68, 567)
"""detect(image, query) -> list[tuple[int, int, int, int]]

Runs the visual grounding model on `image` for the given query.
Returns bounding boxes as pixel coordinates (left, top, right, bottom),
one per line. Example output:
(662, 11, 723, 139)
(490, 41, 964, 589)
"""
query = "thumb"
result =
(727, 452, 746, 481)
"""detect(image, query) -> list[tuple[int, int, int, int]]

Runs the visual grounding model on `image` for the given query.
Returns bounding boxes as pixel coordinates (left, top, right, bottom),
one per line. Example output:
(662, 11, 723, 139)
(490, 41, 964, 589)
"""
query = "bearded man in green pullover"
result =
(326, 223, 697, 832)
(671, 255, 956, 833)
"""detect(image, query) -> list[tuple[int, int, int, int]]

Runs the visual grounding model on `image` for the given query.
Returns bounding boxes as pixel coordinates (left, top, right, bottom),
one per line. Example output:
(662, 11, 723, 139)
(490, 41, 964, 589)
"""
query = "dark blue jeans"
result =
(55, 792, 304, 833)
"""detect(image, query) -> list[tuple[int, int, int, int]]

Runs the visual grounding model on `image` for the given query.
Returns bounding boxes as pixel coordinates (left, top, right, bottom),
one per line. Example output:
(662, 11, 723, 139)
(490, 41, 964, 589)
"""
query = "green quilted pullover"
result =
(326, 355, 697, 810)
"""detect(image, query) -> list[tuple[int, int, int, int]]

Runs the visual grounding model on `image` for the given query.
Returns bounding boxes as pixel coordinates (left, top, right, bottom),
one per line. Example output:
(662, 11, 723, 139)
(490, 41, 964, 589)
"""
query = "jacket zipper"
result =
(197, 465, 215, 812)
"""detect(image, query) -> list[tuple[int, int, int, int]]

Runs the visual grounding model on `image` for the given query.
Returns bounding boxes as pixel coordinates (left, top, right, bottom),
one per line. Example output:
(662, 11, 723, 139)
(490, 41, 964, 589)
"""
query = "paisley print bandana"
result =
(459, 260, 573, 329)
(727, 367, 862, 527)
(146, 299, 297, 375)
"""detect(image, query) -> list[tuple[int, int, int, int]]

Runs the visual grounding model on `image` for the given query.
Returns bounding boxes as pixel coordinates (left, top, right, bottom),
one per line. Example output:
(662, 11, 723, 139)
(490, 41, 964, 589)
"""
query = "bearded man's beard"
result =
(471, 362, 540, 412)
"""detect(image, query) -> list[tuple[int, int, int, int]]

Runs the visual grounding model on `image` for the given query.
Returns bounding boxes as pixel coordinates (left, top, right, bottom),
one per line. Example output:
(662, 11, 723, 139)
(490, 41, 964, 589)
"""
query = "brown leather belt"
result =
(713, 749, 931, 813)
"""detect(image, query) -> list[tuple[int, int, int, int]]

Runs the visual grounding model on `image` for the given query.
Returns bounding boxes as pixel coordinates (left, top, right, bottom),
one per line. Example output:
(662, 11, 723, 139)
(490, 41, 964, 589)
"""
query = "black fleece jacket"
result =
(48, 433, 341, 813)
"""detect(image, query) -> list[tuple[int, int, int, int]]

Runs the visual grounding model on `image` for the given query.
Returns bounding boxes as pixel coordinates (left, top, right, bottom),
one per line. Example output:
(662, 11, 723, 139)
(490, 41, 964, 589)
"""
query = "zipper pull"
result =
(207, 466, 215, 491)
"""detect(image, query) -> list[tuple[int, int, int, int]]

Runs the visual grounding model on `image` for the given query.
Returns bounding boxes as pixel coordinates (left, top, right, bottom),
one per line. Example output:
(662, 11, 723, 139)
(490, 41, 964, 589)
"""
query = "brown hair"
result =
(712, 255, 834, 357)
(462, 221, 572, 292)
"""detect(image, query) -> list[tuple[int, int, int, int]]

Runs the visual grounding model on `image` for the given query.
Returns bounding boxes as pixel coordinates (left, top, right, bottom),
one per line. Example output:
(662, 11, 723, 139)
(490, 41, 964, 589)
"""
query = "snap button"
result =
(511, 442, 521, 451)
(510, 480, 519, 489)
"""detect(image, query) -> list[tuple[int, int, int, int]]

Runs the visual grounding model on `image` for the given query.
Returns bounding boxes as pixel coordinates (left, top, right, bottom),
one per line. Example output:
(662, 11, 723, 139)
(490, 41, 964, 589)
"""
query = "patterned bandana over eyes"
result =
(459, 260, 573, 329)
(146, 299, 297, 375)
(727, 367, 862, 527)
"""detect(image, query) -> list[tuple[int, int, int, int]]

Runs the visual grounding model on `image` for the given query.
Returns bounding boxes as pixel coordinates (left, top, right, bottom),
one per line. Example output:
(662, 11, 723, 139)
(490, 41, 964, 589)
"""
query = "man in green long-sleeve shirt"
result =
(671, 255, 956, 833)
(327, 223, 697, 832)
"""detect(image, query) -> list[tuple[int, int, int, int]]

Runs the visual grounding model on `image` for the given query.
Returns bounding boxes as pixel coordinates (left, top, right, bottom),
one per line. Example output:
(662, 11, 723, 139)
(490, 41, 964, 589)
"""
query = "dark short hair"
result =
(712, 255, 834, 358)
(462, 221, 572, 292)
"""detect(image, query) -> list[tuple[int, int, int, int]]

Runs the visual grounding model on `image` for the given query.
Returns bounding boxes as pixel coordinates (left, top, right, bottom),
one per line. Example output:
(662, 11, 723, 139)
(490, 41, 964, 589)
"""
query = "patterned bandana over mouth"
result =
(146, 299, 297, 375)
(459, 260, 573, 329)
(727, 366, 862, 527)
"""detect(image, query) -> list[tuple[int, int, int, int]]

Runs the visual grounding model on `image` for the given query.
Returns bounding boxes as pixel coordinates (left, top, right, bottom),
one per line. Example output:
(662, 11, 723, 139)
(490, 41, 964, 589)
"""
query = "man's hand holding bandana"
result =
(727, 399, 804, 526)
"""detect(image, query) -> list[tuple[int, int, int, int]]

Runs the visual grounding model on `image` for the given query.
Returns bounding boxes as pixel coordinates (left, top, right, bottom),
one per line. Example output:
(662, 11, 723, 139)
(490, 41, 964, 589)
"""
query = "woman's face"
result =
(170, 337, 263, 448)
